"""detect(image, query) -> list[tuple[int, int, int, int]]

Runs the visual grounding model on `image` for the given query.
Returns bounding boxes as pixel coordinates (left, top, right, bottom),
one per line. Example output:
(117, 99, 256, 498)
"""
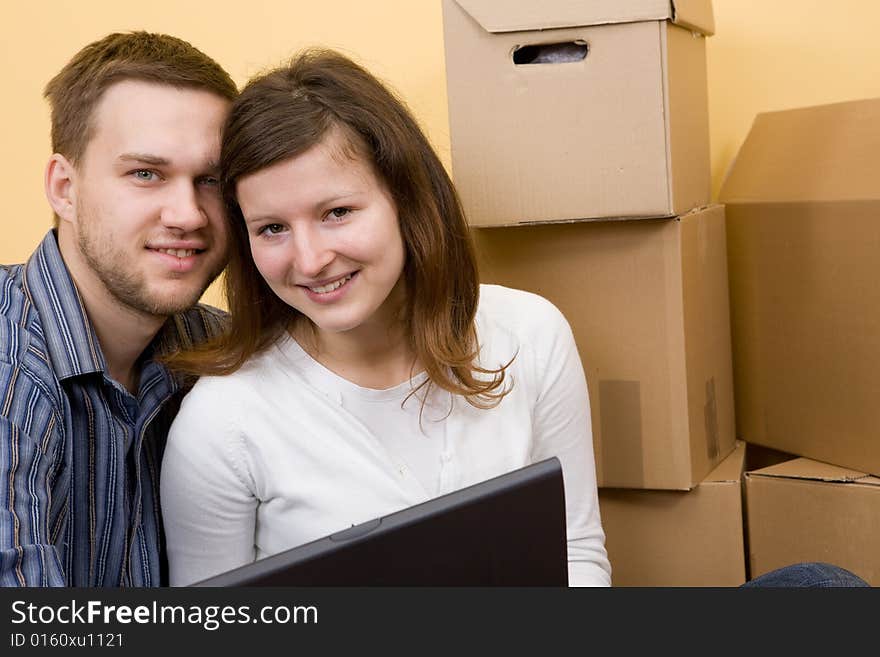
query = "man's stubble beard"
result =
(75, 200, 226, 318)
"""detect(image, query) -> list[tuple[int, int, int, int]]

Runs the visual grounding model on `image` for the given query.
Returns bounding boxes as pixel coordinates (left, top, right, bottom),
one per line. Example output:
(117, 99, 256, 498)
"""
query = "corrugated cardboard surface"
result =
(666, 23, 711, 221)
(599, 441, 746, 587)
(720, 98, 880, 204)
(443, 0, 711, 227)
(474, 204, 735, 490)
(680, 204, 736, 484)
(668, 0, 715, 34)
(720, 97, 880, 475)
(450, 0, 715, 35)
(745, 457, 880, 585)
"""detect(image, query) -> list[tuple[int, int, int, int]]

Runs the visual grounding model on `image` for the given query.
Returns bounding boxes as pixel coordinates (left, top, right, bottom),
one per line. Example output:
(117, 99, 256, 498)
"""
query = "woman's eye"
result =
(327, 207, 350, 220)
(259, 223, 285, 235)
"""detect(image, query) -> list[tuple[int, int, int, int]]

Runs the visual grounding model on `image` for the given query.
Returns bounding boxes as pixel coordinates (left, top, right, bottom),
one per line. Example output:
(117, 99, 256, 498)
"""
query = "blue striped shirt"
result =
(0, 231, 225, 586)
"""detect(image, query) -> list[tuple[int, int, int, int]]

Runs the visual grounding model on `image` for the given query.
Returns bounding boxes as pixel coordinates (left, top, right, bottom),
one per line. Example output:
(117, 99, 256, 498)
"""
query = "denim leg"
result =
(742, 562, 870, 587)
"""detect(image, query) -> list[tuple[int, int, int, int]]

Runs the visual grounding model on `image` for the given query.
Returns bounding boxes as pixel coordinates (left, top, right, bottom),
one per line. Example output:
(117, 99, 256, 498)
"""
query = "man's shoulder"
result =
(164, 303, 229, 349)
(0, 263, 61, 406)
(181, 302, 228, 335)
(0, 262, 45, 357)
(0, 262, 26, 304)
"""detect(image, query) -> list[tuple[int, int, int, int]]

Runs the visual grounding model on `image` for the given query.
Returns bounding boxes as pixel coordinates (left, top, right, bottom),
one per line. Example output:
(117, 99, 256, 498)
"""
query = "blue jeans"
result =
(741, 562, 870, 587)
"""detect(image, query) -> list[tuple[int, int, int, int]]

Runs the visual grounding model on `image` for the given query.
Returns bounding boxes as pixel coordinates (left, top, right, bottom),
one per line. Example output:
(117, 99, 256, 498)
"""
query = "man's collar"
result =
(23, 231, 107, 380)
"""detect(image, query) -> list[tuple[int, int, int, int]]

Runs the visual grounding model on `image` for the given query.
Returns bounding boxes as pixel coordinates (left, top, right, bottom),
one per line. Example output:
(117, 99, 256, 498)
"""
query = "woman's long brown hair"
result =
(165, 48, 510, 408)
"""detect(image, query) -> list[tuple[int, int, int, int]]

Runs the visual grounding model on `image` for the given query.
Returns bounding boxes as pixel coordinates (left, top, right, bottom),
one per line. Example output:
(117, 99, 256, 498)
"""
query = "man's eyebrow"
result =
(117, 153, 170, 166)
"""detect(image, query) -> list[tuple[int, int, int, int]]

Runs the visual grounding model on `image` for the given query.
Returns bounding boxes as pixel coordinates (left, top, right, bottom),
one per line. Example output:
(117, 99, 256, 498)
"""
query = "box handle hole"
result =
(512, 40, 588, 65)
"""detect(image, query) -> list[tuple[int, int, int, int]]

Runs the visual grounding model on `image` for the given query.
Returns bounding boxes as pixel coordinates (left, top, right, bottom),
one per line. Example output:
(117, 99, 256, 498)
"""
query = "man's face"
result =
(69, 80, 230, 317)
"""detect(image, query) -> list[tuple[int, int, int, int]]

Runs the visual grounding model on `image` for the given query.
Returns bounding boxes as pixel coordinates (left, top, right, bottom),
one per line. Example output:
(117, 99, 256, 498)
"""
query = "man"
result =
(0, 32, 236, 586)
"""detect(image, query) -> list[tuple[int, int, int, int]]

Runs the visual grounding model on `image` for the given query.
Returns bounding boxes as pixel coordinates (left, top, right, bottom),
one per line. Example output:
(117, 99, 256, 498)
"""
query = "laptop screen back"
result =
(192, 457, 569, 586)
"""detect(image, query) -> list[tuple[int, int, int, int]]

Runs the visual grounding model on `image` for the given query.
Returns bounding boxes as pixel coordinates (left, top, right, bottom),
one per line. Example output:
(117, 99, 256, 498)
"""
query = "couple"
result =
(0, 32, 864, 588)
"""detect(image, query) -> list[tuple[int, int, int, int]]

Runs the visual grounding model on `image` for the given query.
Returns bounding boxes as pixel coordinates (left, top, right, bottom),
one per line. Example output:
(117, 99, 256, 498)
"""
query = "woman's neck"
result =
(292, 318, 420, 390)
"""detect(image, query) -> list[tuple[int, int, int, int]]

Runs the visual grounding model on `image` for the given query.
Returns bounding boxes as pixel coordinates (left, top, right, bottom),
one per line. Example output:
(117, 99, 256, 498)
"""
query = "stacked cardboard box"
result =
(744, 458, 880, 586)
(442, 0, 713, 227)
(720, 98, 880, 584)
(443, 0, 733, 491)
(443, 0, 743, 584)
(599, 441, 746, 587)
(471, 208, 734, 491)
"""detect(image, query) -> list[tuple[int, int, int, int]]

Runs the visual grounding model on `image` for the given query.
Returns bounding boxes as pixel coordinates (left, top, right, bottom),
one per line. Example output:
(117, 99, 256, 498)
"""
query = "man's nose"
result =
(159, 181, 209, 232)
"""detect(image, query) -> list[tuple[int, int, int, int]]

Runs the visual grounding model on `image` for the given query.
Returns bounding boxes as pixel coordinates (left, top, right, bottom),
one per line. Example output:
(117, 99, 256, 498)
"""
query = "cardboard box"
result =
(745, 457, 880, 586)
(442, 0, 714, 227)
(719, 98, 880, 475)
(475, 204, 735, 490)
(599, 441, 746, 587)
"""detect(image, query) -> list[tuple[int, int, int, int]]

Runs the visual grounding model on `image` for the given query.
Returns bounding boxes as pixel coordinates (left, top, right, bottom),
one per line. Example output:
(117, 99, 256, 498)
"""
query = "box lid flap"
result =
(749, 457, 880, 486)
(669, 0, 716, 35)
(452, 0, 714, 35)
(719, 97, 880, 204)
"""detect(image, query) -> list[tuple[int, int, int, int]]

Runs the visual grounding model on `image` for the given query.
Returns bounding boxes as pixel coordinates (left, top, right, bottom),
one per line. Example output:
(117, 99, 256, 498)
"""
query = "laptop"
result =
(193, 457, 569, 586)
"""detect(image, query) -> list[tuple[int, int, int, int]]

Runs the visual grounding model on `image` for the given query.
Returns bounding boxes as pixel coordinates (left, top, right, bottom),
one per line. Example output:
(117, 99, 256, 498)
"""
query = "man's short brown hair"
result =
(43, 31, 238, 164)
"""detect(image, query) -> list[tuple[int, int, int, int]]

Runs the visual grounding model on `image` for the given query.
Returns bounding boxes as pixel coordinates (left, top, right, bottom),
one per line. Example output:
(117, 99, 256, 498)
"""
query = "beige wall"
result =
(4, 0, 880, 305)
(708, 0, 880, 199)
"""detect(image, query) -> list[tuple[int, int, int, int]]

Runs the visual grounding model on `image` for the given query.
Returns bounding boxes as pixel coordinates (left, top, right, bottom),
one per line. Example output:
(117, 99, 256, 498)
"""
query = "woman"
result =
(160, 48, 612, 586)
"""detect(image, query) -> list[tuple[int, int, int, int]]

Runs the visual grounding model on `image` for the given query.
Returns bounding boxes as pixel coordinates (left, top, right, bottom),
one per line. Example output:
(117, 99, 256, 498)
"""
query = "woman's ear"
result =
(44, 153, 77, 224)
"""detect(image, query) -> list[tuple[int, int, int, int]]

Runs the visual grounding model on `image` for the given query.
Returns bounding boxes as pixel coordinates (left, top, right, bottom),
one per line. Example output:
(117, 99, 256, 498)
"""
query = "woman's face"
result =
(236, 128, 407, 341)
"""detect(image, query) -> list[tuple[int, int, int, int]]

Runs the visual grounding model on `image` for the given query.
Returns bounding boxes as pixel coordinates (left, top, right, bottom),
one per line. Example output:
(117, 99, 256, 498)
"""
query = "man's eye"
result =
(199, 176, 220, 187)
(132, 170, 156, 181)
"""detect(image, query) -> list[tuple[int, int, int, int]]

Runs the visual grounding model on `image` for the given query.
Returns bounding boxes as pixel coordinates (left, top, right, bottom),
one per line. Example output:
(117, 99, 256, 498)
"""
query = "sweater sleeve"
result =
(526, 299, 612, 587)
(160, 381, 258, 586)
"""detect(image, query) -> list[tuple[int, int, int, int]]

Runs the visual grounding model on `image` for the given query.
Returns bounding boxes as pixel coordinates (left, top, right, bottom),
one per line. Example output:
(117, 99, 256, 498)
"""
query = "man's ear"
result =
(45, 154, 77, 224)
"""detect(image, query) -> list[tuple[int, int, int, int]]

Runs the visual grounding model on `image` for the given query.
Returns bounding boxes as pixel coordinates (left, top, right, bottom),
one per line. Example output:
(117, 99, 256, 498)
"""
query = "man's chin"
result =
(110, 260, 225, 317)
(125, 285, 209, 318)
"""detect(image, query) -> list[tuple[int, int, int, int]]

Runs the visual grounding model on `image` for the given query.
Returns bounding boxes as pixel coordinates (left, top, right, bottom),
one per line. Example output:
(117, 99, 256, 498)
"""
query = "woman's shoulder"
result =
(477, 284, 570, 335)
(179, 341, 289, 408)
